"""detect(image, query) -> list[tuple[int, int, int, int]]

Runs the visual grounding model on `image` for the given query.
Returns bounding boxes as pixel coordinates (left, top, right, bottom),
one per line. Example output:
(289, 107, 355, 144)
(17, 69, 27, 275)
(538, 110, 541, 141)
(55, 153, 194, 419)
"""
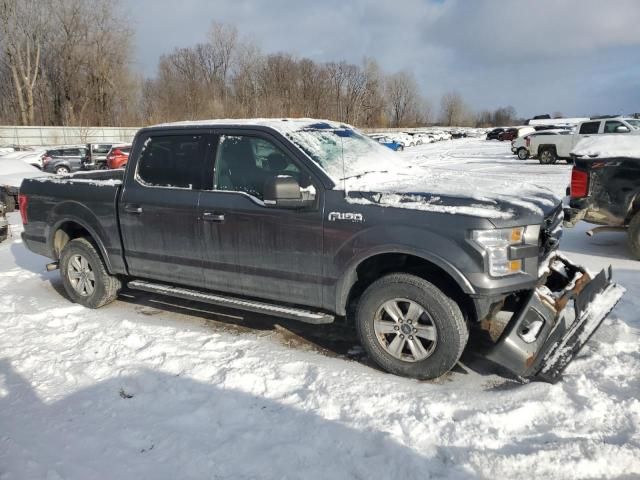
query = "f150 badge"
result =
(328, 212, 364, 223)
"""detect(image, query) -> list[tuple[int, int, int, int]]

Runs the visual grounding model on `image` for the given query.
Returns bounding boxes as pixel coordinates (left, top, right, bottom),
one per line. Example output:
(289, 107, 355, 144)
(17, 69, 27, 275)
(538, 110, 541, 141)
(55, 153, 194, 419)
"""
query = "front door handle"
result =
(202, 211, 225, 223)
(123, 204, 143, 214)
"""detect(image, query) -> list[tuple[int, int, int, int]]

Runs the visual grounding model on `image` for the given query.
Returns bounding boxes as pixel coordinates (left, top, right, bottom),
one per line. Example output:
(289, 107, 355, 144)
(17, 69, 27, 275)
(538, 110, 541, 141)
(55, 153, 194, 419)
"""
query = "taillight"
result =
(18, 194, 28, 224)
(43, 155, 51, 165)
(570, 168, 589, 198)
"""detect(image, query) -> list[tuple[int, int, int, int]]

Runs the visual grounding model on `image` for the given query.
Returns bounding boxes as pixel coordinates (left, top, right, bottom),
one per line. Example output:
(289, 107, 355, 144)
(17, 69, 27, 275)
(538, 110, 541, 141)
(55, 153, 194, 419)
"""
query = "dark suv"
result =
(42, 146, 88, 175)
(486, 128, 505, 140)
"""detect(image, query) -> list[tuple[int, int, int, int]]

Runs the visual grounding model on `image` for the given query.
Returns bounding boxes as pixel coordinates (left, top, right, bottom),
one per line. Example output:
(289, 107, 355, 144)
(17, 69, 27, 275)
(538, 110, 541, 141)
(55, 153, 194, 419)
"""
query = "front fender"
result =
(332, 224, 478, 315)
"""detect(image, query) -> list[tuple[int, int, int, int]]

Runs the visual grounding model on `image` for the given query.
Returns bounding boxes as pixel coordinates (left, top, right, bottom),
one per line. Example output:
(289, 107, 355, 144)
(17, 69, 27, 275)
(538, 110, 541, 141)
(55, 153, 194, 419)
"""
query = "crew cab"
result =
(530, 117, 640, 164)
(19, 119, 624, 382)
(565, 136, 640, 259)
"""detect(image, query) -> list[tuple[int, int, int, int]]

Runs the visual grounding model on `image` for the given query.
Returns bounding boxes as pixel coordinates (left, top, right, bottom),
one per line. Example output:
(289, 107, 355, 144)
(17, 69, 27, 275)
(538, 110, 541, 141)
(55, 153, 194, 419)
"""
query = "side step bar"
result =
(127, 280, 335, 325)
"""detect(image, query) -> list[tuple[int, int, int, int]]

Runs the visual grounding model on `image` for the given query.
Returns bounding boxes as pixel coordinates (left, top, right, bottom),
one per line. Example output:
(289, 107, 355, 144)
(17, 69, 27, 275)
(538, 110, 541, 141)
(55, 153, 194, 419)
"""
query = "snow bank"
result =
(572, 135, 640, 159)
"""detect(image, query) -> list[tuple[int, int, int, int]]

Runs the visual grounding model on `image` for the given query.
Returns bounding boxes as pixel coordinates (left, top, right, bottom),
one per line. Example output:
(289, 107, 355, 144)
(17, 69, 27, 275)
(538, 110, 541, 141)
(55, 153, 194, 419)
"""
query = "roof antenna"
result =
(340, 134, 347, 197)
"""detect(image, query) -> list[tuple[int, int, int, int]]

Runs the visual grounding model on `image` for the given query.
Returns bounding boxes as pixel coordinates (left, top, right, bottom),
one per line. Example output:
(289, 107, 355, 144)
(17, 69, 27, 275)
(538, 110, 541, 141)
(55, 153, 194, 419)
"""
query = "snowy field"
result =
(1, 138, 639, 479)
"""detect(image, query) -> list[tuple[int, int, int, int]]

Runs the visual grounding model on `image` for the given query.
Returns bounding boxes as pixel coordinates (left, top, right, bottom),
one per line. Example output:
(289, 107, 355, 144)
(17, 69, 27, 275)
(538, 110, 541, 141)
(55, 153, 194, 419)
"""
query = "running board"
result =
(127, 280, 334, 325)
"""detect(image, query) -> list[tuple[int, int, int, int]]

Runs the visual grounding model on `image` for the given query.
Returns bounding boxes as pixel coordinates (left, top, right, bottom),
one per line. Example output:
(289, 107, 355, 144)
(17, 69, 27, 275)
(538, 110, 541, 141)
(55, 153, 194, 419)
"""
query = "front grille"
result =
(539, 204, 563, 259)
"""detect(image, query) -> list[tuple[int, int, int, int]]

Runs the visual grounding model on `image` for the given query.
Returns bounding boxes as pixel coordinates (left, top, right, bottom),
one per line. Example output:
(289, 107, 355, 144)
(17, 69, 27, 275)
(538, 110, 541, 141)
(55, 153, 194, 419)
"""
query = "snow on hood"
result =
(343, 163, 560, 220)
(0, 159, 50, 188)
(572, 135, 640, 159)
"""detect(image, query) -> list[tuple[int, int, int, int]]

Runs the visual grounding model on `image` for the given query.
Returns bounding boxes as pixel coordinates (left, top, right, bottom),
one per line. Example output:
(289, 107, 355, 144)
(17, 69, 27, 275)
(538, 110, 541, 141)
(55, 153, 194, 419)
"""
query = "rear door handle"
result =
(123, 204, 143, 214)
(202, 211, 225, 223)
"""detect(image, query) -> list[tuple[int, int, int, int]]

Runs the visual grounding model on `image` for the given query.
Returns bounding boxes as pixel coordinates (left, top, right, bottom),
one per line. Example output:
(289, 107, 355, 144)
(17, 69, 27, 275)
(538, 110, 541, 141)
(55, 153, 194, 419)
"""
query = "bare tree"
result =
(439, 91, 466, 126)
(0, 0, 49, 125)
(385, 71, 420, 127)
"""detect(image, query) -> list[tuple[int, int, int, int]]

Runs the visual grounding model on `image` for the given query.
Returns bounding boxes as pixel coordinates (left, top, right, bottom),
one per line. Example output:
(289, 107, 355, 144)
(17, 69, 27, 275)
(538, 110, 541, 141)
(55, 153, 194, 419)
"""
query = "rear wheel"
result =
(539, 148, 557, 165)
(55, 165, 70, 175)
(356, 273, 469, 380)
(517, 148, 529, 160)
(628, 213, 640, 260)
(60, 238, 121, 308)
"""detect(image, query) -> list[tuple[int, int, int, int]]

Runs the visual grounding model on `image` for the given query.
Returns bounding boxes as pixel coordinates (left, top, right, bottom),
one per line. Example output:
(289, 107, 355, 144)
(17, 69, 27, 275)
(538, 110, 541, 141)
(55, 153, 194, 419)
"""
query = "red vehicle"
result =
(498, 128, 518, 141)
(106, 144, 132, 169)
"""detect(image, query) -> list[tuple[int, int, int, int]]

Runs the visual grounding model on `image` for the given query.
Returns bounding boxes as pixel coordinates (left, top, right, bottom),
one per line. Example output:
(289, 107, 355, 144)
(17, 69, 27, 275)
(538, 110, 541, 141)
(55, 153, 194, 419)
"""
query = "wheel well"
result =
(52, 221, 92, 258)
(538, 144, 556, 154)
(346, 253, 475, 322)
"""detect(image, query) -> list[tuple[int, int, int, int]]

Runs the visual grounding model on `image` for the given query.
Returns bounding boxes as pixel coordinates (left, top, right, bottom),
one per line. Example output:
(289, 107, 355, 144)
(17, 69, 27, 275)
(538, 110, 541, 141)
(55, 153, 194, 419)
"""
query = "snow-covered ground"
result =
(1, 138, 639, 479)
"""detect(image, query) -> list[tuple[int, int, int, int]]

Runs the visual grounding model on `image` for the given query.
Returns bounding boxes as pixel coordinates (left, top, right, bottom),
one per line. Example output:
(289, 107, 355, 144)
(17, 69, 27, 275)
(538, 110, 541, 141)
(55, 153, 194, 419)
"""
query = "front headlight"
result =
(472, 227, 525, 277)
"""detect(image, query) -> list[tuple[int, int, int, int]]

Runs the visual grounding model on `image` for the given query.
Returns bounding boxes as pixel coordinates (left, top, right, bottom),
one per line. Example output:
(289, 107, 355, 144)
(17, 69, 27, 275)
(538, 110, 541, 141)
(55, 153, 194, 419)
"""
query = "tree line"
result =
(0, 0, 520, 128)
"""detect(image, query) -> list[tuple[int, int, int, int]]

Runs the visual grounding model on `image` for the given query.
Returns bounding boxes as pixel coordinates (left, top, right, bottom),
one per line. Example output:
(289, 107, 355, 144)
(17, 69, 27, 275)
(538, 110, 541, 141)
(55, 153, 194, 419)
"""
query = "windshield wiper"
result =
(340, 170, 388, 181)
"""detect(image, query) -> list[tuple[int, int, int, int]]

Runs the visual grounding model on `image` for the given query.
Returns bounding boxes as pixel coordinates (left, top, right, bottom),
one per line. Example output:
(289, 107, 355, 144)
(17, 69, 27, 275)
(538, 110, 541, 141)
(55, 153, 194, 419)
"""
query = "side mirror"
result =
(615, 125, 630, 133)
(263, 175, 310, 209)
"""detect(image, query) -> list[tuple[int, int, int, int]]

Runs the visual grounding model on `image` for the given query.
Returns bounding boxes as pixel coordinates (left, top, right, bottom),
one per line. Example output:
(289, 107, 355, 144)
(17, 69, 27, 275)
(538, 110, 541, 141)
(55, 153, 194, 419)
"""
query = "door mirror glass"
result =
(615, 125, 630, 133)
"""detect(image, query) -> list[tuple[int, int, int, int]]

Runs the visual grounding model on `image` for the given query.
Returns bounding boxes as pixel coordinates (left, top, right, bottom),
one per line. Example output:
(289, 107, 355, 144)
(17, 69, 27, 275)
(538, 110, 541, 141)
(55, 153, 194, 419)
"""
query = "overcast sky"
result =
(128, 0, 640, 118)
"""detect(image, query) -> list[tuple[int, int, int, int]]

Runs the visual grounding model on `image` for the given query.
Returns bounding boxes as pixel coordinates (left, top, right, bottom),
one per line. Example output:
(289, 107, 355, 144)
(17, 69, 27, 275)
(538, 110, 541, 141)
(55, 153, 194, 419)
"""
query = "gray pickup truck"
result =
(19, 119, 624, 382)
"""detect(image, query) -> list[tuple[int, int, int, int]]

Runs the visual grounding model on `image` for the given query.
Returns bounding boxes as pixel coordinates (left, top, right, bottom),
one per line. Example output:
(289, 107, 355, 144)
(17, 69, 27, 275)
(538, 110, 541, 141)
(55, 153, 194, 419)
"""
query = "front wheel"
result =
(55, 166, 70, 175)
(356, 273, 469, 380)
(628, 213, 640, 260)
(60, 237, 121, 308)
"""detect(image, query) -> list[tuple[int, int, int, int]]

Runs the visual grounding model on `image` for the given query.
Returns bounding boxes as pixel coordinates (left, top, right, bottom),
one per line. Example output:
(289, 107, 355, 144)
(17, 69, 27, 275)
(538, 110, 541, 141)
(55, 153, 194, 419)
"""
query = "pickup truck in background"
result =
(565, 136, 640, 259)
(19, 119, 624, 382)
(530, 117, 640, 164)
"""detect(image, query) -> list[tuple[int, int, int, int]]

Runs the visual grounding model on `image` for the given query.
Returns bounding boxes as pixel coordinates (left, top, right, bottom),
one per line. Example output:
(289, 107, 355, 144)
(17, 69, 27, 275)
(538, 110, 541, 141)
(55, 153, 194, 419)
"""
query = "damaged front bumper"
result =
(485, 255, 625, 383)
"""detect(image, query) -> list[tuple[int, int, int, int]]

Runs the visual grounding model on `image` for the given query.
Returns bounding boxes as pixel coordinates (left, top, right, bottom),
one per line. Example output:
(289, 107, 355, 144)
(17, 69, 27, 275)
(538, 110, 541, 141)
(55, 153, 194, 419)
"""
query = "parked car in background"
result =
(42, 146, 89, 174)
(0, 148, 48, 169)
(564, 136, 640, 259)
(498, 128, 519, 142)
(371, 135, 404, 151)
(486, 128, 505, 140)
(82, 143, 115, 170)
(511, 130, 570, 160)
(530, 117, 640, 164)
(106, 144, 132, 169)
(0, 158, 49, 212)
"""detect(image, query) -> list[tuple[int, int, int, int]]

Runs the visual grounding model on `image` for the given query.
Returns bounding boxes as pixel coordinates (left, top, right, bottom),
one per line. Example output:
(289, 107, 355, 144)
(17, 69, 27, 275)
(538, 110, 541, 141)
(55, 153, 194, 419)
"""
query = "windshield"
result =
(284, 123, 399, 183)
(626, 119, 640, 129)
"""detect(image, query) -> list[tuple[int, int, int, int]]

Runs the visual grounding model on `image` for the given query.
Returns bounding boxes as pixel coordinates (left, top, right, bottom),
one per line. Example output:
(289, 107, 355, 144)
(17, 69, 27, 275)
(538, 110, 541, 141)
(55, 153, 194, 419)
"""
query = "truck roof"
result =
(148, 118, 351, 135)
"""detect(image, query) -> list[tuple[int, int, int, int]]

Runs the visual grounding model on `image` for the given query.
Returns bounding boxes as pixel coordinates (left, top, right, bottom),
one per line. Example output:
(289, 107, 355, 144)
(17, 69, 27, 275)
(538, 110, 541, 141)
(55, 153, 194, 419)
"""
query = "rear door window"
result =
(136, 135, 209, 189)
(579, 122, 600, 135)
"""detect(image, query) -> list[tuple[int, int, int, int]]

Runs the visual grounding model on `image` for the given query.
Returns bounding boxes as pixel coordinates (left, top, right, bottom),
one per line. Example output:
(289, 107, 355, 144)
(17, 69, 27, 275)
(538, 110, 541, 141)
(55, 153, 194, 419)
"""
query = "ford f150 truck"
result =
(19, 119, 625, 382)
(531, 117, 640, 164)
(565, 136, 640, 259)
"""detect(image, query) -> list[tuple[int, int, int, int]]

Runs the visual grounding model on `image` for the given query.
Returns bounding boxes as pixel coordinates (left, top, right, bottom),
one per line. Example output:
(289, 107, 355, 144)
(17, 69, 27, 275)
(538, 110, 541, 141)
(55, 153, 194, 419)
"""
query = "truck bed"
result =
(20, 169, 128, 274)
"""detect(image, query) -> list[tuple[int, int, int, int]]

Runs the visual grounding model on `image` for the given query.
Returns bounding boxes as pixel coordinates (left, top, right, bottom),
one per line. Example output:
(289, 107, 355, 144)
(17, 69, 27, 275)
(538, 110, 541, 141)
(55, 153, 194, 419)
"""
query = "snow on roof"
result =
(152, 118, 349, 133)
(572, 135, 640, 159)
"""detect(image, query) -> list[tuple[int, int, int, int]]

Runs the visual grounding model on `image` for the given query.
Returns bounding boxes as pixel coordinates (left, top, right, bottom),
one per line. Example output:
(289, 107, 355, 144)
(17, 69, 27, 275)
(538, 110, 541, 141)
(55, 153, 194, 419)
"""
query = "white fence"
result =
(0, 126, 140, 147)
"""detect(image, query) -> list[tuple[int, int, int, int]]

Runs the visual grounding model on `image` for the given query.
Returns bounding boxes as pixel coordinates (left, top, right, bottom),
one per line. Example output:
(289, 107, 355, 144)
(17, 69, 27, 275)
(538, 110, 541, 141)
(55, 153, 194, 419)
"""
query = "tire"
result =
(517, 148, 529, 160)
(355, 273, 469, 380)
(397, 145, 404, 151)
(55, 166, 70, 175)
(60, 237, 121, 308)
(539, 147, 557, 165)
(1, 192, 16, 213)
(628, 212, 640, 260)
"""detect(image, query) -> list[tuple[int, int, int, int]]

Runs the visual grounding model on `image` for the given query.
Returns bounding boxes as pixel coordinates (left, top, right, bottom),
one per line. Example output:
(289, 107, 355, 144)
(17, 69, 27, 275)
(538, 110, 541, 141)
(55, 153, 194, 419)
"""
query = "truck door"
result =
(197, 130, 325, 307)
(119, 130, 214, 288)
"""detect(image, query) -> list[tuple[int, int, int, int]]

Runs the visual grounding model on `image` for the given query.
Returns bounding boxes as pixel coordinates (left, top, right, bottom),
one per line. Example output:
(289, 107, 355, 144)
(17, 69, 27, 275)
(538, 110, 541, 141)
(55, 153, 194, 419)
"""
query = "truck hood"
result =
(0, 170, 51, 189)
(343, 166, 560, 224)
